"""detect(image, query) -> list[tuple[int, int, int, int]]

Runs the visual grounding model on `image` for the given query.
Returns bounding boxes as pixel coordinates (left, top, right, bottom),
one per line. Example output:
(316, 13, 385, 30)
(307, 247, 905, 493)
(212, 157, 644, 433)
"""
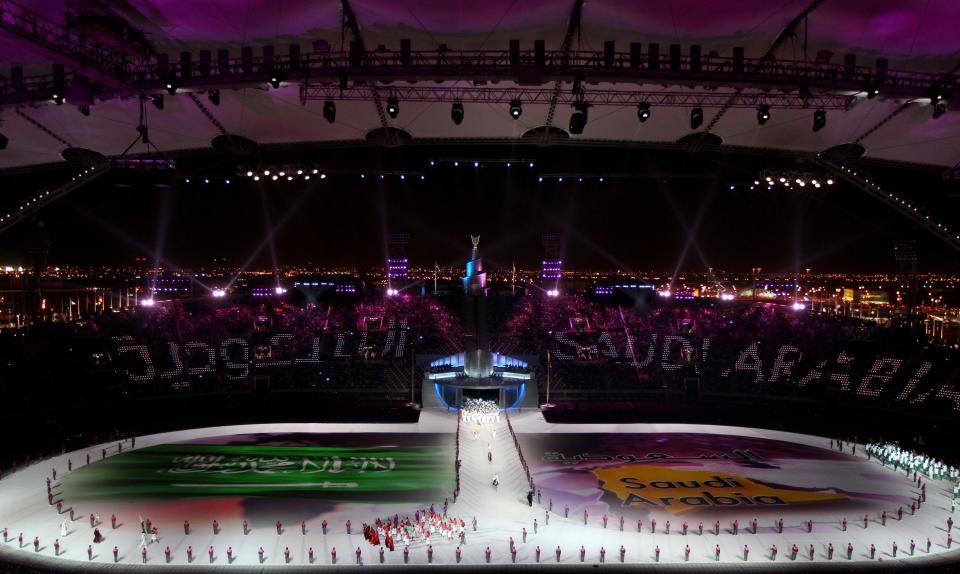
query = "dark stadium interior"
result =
(3, 0, 960, 571)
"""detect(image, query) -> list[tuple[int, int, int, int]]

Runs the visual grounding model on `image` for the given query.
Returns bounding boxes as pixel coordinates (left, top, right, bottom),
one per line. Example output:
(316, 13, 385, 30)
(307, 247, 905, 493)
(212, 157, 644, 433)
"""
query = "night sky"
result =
(1, 145, 959, 274)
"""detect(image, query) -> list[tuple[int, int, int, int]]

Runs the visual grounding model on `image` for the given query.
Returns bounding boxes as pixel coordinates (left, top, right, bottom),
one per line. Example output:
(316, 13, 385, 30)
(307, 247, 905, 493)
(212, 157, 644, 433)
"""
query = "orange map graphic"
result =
(593, 465, 848, 515)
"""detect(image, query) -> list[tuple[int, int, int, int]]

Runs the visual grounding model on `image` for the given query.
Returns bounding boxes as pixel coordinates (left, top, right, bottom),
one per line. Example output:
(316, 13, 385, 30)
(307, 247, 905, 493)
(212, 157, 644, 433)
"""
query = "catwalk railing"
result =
(503, 410, 534, 492)
(299, 85, 855, 109)
(0, 46, 953, 106)
(453, 410, 462, 502)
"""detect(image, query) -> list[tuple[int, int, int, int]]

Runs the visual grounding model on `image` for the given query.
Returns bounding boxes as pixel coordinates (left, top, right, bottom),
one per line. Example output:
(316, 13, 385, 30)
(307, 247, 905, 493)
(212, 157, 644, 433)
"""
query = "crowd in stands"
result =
(538, 297, 954, 407)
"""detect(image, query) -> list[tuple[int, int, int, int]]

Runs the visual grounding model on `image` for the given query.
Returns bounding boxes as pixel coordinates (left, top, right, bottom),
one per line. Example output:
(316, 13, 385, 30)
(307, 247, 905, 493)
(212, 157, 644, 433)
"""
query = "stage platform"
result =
(1, 410, 958, 571)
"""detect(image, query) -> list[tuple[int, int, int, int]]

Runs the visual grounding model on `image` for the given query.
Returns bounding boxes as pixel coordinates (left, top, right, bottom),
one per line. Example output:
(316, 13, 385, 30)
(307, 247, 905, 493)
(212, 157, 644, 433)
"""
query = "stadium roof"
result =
(1, 0, 960, 170)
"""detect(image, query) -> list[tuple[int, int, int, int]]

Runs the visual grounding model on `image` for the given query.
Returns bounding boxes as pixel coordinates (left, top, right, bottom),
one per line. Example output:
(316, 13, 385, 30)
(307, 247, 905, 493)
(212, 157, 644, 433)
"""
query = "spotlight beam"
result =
(58, 196, 211, 293)
(226, 183, 317, 288)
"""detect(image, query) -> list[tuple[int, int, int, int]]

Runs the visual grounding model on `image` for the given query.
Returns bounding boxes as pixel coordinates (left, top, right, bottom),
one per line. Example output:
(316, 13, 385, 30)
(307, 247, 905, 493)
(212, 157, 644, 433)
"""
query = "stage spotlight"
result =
(50, 88, 64, 105)
(208, 89, 220, 106)
(386, 96, 400, 118)
(150, 93, 164, 110)
(866, 84, 879, 99)
(813, 109, 827, 132)
(933, 100, 948, 119)
(637, 102, 651, 122)
(323, 100, 336, 123)
(756, 104, 770, 125)
(690, 107, 703, 129)
(509, 99, 522, 119)
(165, 78, 179, 95)
(269, 74, 282, 89)
(451, 101, 464, 125)
(569, 101, 588, 134)
(78, 105, 90, 116)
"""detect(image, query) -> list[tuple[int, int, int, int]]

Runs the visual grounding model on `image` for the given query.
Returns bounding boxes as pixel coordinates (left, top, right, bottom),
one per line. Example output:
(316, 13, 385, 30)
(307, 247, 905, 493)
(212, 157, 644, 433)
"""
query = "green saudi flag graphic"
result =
(62, 441, 452, 502)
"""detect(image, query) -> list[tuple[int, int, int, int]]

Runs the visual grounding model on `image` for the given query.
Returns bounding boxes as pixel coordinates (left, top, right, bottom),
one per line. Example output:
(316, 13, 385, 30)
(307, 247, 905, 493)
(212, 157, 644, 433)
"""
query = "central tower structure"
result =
(462, 234, 487, 296)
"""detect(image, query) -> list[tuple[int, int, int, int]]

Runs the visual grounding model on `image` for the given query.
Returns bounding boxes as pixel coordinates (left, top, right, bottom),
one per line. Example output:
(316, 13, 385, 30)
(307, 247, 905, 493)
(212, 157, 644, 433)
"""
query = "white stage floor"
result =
(0, 410, 958, 570)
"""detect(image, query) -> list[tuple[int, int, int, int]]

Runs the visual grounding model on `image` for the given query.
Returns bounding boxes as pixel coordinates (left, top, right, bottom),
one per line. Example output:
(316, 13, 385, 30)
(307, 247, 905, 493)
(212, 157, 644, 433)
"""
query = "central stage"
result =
(0, 413, 957, 570)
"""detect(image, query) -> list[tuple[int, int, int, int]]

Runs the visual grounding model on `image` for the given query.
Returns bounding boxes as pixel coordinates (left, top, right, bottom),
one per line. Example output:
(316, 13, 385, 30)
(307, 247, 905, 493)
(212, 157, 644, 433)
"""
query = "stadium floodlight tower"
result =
(386, 232, 410, 296)
(541, 233, 562, 297)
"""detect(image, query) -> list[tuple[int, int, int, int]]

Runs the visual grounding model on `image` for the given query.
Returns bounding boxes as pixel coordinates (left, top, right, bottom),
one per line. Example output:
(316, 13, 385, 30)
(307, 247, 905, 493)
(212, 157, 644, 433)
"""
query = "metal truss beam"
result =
(544, 0, 585, 135)
(0, 163, 111, 235)
(301, 85, 856, 110)
(817, 158, 960, 253)
(0, 48, 950, 107)
(339, 0, 391, 132)
(0, 0, 132, 90)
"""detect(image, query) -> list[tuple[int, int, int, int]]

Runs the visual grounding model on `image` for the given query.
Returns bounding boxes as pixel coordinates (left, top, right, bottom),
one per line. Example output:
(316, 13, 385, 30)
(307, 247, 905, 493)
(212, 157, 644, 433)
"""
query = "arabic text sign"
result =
(61, 435, 453, 502)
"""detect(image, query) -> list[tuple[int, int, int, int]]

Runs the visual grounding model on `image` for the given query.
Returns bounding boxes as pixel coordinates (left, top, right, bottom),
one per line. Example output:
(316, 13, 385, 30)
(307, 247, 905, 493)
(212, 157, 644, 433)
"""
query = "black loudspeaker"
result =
(288, 44, 301, 70)
(732, 47, 744, 74)
(262, 45, 274, 72)
(217, 49, 230, 75)
(180, 52, 192, 79)
(400, 39, 411, 66)
(875, 57, 888, 84)
(669, 44, 681, 71)
(630, 43, 642, 68)
(603, 41, 614, 68)
(241, 47, 253, 73)
(199, 50, 211, 77)
(156, 54, 168, 78)
(689, 45, 701, 72)
(843, 53, 856, 81)
(509, 39, 520, 68)
(534, 40, 545, 67)
(647, 43, 659, 70)
(11, 66, 23, 92)
(349, 40, 363, 67)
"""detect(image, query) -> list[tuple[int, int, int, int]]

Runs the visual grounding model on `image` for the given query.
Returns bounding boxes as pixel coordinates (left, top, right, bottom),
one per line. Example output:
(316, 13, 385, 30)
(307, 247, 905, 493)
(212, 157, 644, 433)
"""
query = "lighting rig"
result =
(742, 170, 837, 190)
(829, 163, 960, 250)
